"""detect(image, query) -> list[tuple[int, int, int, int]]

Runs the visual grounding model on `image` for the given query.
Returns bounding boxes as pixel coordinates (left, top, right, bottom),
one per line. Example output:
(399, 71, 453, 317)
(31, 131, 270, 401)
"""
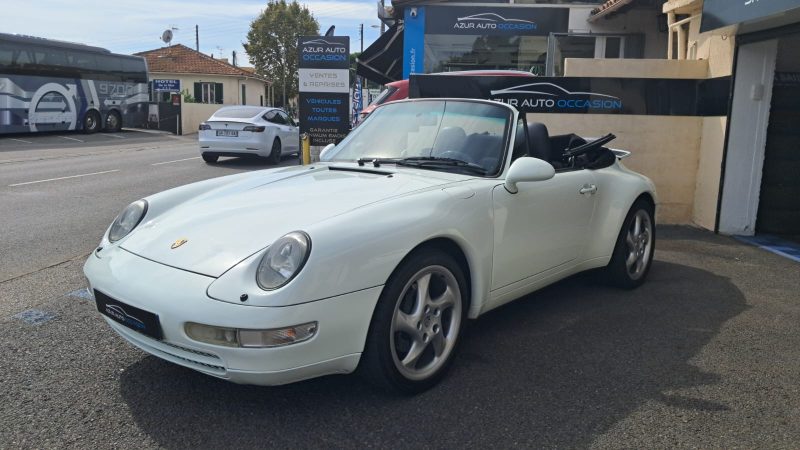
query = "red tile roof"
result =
(135, 44, 270, 82)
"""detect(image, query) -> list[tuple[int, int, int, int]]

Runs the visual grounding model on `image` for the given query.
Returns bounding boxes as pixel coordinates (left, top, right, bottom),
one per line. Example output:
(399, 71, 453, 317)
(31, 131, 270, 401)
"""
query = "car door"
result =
(277, 112, 299, 153)
(490, 167, 598, 292)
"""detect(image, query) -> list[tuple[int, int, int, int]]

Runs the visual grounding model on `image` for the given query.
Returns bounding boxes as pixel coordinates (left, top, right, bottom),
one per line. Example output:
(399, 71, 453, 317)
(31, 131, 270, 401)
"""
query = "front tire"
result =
(268, 139, 281, 165)
(360, 248, 468, 394)
(202, 153, 219, 164)
(603, 198, 655, 289)
(105, 110, 122, 132)
(83, 110, 101, 134)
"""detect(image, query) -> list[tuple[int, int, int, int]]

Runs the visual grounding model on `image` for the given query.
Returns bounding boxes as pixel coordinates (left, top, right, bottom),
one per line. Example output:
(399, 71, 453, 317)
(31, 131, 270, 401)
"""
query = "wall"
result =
(693, 116, 727, 229)
(151, 72, 269, 106)
(181, 103, 223, 136)
(527, 113, 703, 224)
(565, 58, 708, 78)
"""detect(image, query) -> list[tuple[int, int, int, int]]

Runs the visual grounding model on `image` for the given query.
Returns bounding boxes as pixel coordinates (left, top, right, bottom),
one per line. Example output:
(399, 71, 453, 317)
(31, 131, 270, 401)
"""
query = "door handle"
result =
(579, 184, 597, 195)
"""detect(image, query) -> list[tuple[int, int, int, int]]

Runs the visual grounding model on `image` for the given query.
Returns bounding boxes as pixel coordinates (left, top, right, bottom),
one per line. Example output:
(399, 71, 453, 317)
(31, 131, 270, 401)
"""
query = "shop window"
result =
(424, 34, 548, 75)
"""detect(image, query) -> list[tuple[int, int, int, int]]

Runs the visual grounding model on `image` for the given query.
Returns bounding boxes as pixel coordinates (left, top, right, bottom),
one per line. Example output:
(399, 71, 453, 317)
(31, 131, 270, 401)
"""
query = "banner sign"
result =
(152, 79, 180, 92)
(425, 6, 569, 36)
(409, 75, 731, 116)
(701, 0, 800, 32)
(403, 6, 426, 79)
(298, 36, 350, 145)
(351, 76, 362, 126)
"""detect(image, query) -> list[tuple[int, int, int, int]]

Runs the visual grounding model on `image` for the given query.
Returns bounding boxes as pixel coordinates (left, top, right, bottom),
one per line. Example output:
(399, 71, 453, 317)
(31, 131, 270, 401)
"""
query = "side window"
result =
(266, 111, 287, 125)
(278, 112, 293, 126)
(263, 110, 278, 123)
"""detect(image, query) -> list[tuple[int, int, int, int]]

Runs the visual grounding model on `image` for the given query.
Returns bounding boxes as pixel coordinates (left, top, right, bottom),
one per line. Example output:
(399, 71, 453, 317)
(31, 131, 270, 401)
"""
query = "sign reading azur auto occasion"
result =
(297, 36, 350, 145)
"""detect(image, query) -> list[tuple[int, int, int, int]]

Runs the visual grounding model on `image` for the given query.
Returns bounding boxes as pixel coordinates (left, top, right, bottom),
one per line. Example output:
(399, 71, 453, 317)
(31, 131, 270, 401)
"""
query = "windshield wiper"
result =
(400, 157, 488, 175)
(355, 156, 488, 175)
(356, 157, 403, 167)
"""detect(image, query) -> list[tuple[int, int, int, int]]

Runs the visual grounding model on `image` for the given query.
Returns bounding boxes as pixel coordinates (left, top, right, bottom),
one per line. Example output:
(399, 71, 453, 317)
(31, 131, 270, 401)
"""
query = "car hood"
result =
(121, 164, 463, 277)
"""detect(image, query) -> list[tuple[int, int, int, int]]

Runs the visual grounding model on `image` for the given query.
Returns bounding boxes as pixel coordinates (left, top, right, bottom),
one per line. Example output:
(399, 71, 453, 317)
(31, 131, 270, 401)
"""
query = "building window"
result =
(194, 82, 223, 104)
(241, 84, 246, 105)
(548, 34, 643, 76)
(425, 34, 549, 75)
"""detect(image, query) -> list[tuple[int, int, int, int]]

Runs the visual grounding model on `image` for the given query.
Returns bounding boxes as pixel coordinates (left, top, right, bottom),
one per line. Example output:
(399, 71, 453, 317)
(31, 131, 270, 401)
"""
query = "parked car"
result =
(198, 106, 299, 164)
(85, 98, 656, 393)
(359, 70, 536, 121)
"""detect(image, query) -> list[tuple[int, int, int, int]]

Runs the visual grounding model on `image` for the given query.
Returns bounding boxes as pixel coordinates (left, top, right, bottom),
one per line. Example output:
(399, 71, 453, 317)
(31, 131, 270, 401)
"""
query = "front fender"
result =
(206, 181, 496, 318)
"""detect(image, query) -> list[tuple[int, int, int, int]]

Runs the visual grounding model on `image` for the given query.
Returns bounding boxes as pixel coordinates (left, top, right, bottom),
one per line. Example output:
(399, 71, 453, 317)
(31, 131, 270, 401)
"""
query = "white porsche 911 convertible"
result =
(84, 98, 656, 393)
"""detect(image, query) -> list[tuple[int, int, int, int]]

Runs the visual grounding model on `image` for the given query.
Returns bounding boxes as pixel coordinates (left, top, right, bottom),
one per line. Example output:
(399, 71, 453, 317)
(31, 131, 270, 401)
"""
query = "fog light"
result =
(184, 322, 317, 348)
(185, 322, 239, 347)
(239, 322, 317, 348)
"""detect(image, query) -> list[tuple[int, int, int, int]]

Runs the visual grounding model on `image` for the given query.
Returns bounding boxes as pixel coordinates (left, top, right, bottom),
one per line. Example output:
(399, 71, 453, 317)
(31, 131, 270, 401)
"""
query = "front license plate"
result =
(216, 130, 238, 137)
(95, 290, 163, 340)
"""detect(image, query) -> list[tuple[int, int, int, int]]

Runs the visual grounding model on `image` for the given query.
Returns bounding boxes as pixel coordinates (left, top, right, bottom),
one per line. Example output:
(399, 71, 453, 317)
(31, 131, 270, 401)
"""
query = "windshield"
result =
(324, 100, 512, 176)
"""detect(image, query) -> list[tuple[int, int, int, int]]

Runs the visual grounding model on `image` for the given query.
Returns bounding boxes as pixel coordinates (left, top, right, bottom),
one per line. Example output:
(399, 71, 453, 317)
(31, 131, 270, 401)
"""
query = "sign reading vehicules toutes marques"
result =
(297, 36, 350, 145)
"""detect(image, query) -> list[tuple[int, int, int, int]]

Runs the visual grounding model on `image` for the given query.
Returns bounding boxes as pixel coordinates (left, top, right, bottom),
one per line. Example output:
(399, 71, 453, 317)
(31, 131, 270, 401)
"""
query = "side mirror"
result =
(319, 143, 335, 160)
(504, 157, 555, 194)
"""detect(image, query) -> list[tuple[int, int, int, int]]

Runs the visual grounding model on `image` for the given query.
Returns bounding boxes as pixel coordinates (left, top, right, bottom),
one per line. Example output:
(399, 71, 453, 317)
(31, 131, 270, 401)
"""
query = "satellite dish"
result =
(161, 29, 173, 45)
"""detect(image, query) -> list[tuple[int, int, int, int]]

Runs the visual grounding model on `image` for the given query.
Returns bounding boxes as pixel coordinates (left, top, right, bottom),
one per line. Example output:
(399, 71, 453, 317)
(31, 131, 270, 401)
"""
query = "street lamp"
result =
(359, 23, 382, 53)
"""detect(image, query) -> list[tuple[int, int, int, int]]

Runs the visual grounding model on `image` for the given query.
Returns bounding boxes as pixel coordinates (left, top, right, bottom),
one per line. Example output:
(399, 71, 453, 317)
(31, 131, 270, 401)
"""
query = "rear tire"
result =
(105, 110, 122, 132)
(602, 198, 655, 289)
(359, 248, 468, 394)
(268, 139, 281, 165)
(202, 153, 219, 164)
(83, 110, 101, 134)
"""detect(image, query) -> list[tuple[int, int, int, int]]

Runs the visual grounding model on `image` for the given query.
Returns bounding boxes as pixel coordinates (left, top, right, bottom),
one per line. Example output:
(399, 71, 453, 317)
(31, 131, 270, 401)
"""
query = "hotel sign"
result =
(701, 0, 800, 32)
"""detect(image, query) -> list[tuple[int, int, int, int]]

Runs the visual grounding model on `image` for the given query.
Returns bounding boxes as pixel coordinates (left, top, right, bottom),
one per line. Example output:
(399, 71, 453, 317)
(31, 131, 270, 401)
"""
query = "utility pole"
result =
(195, 25, 199, 52)
(380, 0, 386, 34)
(360, 23, 364, 53)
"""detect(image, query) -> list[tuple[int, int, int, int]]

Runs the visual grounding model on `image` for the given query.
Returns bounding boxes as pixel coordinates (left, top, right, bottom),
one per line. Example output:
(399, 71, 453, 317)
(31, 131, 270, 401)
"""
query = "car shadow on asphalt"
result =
(212, 155, 300, 169)
(118, 260, 747, 448)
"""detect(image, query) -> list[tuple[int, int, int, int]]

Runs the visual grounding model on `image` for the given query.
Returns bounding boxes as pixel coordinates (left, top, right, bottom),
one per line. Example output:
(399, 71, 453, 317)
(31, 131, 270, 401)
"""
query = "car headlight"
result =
(108, 199, 148, 243)
(256, 231, 311, 290)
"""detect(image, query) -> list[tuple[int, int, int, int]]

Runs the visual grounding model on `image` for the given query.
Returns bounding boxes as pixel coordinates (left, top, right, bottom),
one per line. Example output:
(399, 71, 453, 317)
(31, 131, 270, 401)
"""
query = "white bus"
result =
(0, 33, 148, 134)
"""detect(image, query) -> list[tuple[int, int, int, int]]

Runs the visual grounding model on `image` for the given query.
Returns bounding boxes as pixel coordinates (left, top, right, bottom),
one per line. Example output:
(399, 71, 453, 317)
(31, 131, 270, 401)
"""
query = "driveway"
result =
(0, 226, 797, 448)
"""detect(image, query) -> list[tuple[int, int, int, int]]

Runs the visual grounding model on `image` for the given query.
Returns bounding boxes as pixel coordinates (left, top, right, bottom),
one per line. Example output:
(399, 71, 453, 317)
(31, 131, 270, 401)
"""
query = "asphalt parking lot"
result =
(1, 224, 799, 448)
(0, 129, 171, 152)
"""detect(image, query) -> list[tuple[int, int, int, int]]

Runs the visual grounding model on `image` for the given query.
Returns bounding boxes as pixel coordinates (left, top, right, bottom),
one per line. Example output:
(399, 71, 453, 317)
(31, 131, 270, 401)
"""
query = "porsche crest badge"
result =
(170, 238, 188, 249)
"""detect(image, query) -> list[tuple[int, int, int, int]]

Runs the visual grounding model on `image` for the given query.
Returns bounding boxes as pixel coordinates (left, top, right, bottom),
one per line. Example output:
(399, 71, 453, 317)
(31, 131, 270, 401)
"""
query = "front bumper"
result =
(84, 247, 381, 385)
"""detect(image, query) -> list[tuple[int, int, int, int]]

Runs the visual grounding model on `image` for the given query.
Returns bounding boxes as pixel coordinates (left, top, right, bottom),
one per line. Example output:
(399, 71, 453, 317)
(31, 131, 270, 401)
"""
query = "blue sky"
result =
(6, 0, 383, 65)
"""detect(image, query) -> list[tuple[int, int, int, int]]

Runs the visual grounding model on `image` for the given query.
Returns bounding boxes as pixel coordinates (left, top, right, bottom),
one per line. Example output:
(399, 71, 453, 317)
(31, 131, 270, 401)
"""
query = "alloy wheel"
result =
(390, 266, 462, 381)
(625, 209, 653, 280)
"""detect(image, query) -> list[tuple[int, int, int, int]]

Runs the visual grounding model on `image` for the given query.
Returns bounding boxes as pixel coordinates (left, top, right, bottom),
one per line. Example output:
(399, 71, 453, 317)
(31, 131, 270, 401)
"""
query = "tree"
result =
(245, 0, 319, 107)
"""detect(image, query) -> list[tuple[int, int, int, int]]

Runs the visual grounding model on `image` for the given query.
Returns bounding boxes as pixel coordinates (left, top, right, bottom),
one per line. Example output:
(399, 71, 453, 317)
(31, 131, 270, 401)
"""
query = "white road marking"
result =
(100, 133, 125, 139)
(151, 156, 201, 166)
(9, 169, 120, 187)
(58, 136, 84, 143)
(8, 138, 33, 144)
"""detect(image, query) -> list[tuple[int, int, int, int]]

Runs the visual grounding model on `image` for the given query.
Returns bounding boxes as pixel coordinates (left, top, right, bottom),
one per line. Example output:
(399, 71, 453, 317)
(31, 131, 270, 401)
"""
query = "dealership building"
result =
(358, 0, 800, 242)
